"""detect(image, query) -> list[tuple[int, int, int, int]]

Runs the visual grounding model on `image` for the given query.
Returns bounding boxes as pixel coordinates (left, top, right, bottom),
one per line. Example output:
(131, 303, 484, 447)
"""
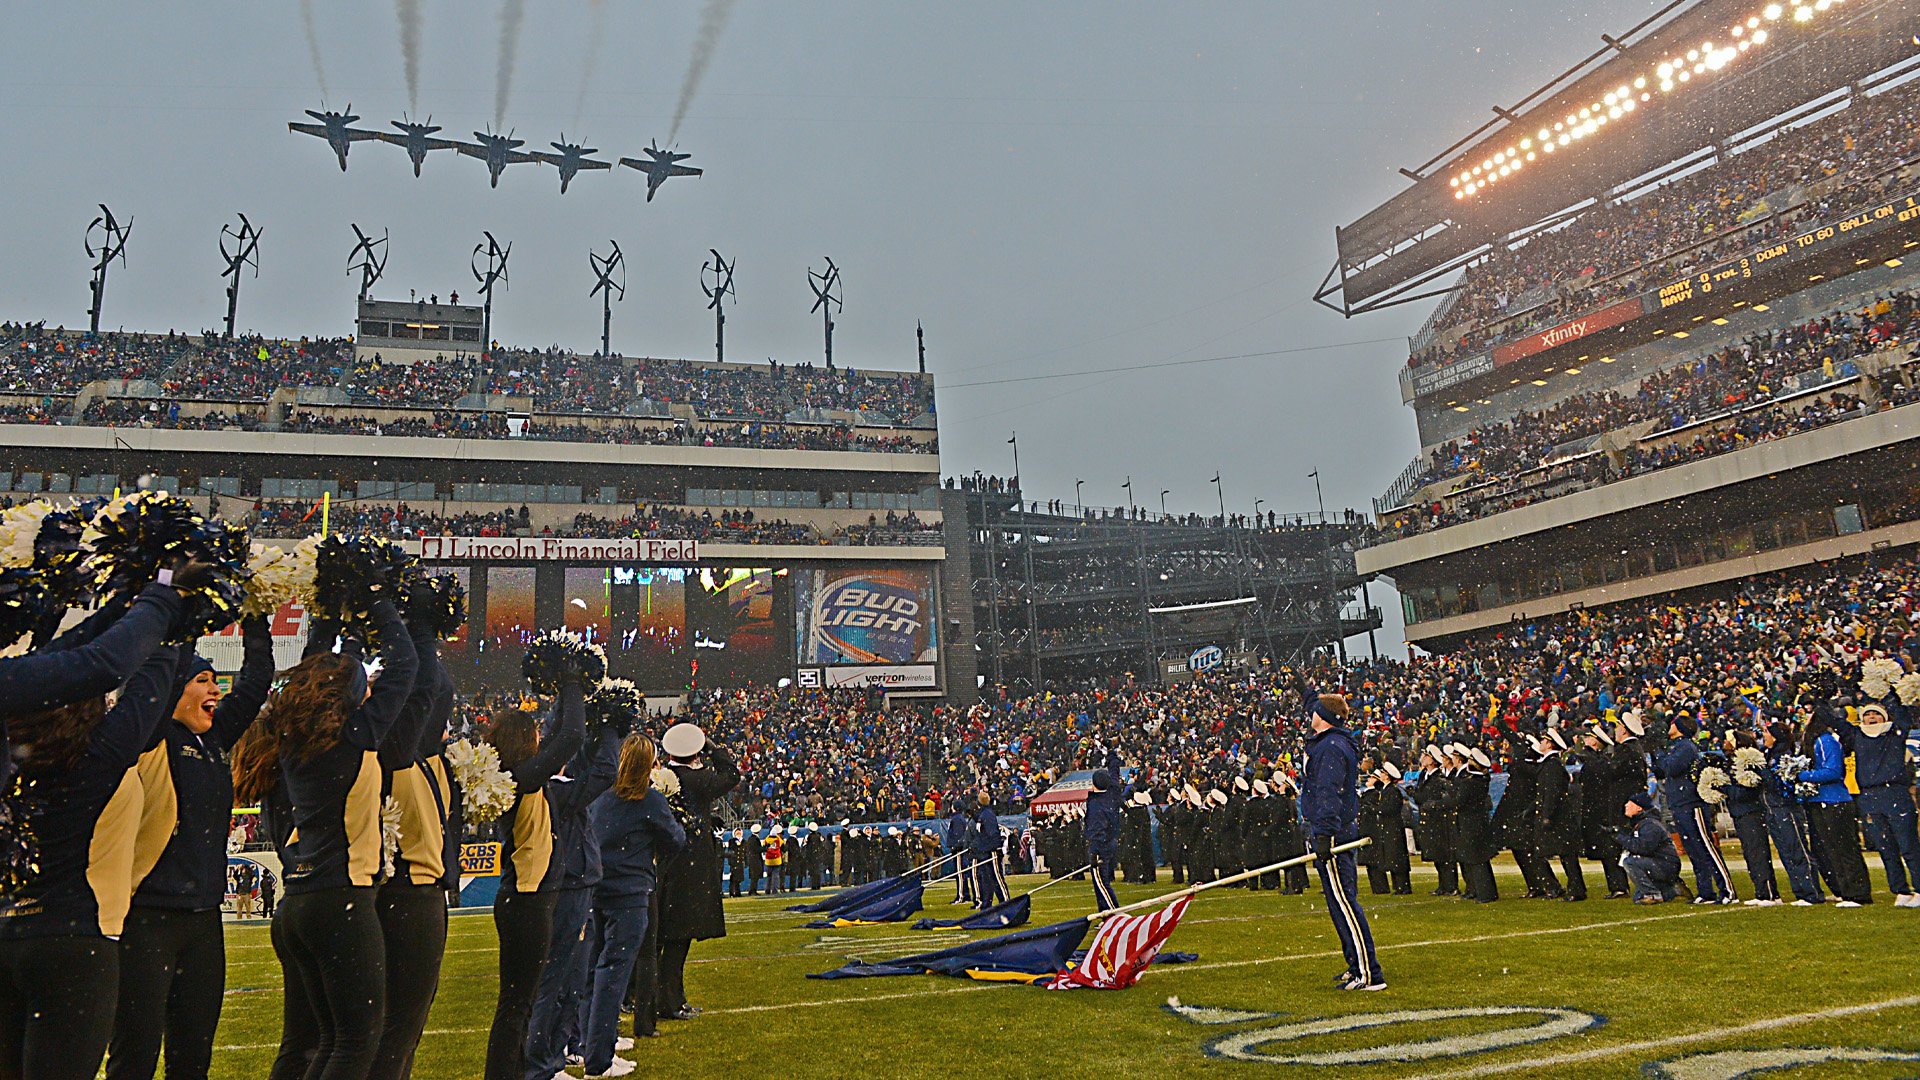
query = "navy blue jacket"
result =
(971, 805, 1000, 854)
(281, 601, 420, 895)
(1082, 749, 1129, 856)
(0, 583, 180, 719)
(1619, 814, 1680, 877)
(135, 619, 275, 911)
(945, 810, 972, 855)
(1654, 737, 1703, 812)
(1851, 702, 1914, 813)
(592, 787, 686, 906)
(1301, 723, 1361, 841)
(557, 726, 624, 889)
(0, 635, 184, 939)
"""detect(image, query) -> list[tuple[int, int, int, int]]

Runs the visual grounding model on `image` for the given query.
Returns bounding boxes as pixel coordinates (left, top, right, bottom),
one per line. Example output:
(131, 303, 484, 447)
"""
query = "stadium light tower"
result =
(702, 249, 735, 362)
(348, 225, 389, 304)
(471, 231, 511, 359)
(589, 240, 625, 359)
(808, 257, 842, 369)
(218, 213, 262, 340)
(84, 204, 132, 336)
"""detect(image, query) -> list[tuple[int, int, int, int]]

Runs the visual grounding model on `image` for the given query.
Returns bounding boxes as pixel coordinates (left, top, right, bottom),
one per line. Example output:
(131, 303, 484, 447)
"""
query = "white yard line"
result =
(1398, 994, 1920, 1080)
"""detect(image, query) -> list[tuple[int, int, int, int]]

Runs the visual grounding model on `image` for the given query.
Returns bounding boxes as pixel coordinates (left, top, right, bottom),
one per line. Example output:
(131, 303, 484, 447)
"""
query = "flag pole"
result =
(924, 864, 971, 886)
(1023, 866, 1092, 898)
(910, 851, 957, 878)
(1088, 839, 1370, 920)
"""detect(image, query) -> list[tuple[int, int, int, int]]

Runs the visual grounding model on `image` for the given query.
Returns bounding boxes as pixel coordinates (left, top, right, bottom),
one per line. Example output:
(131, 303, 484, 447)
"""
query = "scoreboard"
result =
(1652, 189, 1920, 311)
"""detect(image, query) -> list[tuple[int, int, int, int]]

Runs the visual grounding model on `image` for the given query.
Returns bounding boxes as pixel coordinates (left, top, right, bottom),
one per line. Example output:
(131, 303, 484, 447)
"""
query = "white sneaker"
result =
(1759, 898, 1783, 906)
(1691, 896, 1713, 905)
(615, 1036, 635, 1052)
(1742, 898, 1764, 906)
(1790, 899, 1815, 906)
(590, 1058, 638, 1079)
(1895, 893, 1920, 908)
(1834, 900, 1862, 908)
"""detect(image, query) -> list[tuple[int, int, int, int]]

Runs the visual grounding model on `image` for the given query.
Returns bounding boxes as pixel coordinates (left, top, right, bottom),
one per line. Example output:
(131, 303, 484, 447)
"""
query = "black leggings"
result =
(369, 884, 448, 1080)
(105, 906, 226, 1080)
(485, 889, 556, 1080)
(268, 909, 318, 1080)
(1806, 801, 1873, 904)
(656, 938, 693, 1016)
(0, 934, 120, 1080)
(275, 887, 387, 1080)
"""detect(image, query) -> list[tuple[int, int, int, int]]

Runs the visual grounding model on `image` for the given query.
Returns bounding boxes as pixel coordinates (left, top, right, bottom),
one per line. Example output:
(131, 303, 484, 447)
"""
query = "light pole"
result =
(1211, 472, 1225, 524)
(1007, 432, 1020, 488)
(1075, 479, 1085, 514)
(1160, 489, 1170, 519)
(1122, 477, 1134, 516)
(1254, 499, 1265, 527)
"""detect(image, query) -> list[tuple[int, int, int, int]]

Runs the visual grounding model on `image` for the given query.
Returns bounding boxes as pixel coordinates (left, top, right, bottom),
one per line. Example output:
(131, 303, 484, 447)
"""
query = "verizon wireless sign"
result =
(415, 536, 699, 563)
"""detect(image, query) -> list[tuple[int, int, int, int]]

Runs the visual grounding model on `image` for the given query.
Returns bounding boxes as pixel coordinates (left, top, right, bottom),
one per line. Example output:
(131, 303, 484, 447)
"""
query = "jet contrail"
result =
(573, 0, 606, 130)
(495, 0, 528, 127)
(395, 0, 423, 110)
(667, 0, 739, 143)
(300, 0, 329, 96)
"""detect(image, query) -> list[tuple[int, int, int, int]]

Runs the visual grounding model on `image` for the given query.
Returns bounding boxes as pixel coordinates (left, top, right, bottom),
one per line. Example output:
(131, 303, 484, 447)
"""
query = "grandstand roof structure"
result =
(1318, 0, 1920, 317)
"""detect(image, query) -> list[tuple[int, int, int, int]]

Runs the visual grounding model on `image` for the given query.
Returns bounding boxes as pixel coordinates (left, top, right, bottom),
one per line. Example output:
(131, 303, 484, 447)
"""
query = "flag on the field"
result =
(801, 881, 925, 928)
(785, 873, 913, 914)
(1046, 895, 1192, 990)
(807, 917, 1091, 981)
(910, 893, 1030, 931)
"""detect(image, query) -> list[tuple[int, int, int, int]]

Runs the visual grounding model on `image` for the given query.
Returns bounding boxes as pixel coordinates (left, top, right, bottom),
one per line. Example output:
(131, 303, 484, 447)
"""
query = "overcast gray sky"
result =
(0, 1, 1670, 653)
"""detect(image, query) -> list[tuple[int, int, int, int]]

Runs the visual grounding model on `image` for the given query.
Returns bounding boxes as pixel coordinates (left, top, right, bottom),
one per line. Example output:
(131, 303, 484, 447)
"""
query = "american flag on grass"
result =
(1046, 895, 1192, 990)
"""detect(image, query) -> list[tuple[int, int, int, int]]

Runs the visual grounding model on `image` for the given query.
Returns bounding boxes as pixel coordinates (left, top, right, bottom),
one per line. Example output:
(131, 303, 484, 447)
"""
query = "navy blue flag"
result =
(784, 874, 912, 914)
(807, 916, 1091, 981)
(910, 893, 1031, 931)
(801, 881, 925, 928)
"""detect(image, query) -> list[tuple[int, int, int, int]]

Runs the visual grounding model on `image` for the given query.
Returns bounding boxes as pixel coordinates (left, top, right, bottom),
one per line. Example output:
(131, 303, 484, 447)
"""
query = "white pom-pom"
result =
(651, 766, 681, 798)
(445, 738, 518, 823)
(1697, 765, 1730, 806)
(1860, 657, 1903, 701)
(381, 795, 404, 880)
(1896, 671, 1920, 707)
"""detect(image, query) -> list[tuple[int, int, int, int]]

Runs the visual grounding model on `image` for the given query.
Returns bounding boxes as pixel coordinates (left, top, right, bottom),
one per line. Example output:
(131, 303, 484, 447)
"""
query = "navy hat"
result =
(1626, 791, 1655, 812)
(1091, 769, 1113, 792)
(1672, 713, 1699, 738)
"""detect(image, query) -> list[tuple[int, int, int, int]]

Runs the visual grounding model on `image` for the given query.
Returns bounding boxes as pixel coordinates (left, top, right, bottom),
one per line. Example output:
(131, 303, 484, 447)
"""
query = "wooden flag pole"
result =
(1088, 838, 1371, 921)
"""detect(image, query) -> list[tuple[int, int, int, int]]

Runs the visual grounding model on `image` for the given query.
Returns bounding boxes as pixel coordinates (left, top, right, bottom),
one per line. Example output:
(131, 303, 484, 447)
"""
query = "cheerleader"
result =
(481, 670, 588, 1080)
(0, 577, 192, 1080)
(580, 734, 685, 1078)
(368, 583, 457, 1080)
(231, 598, 419, 1080)
(106, 615, 275, 1080)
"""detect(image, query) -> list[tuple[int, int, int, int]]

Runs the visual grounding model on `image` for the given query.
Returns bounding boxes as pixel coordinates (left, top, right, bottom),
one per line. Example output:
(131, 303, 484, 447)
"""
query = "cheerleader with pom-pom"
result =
(230, 571, 418, 1080)
(482, 632, 600, 1080)
(0, 559, 210, 1080)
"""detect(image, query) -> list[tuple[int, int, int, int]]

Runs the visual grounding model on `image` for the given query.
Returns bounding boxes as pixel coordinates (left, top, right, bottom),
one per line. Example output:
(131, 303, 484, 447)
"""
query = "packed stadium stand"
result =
(1328, 0, 1920, 647)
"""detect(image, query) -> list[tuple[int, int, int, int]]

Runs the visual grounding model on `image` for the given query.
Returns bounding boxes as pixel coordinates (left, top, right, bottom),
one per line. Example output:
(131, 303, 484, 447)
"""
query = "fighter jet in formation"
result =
(288, 107, 381, 171)
(530, 137, 612, 194)
(619, 142, 703, 202)
(373, 117, 458, 177)
(456, 129, 540, 188)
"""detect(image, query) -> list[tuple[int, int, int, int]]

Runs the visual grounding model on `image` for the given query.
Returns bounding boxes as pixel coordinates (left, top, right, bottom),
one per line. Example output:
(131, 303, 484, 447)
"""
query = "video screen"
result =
(610, 566, 688, 691)
(687, 567, 791, 686)
(480, 566, 537, 683)
(795, 567, 939, 665)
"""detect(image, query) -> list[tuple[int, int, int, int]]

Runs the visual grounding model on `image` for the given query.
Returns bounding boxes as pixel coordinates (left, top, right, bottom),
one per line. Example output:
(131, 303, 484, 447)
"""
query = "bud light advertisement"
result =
(796, 567, 939, 665)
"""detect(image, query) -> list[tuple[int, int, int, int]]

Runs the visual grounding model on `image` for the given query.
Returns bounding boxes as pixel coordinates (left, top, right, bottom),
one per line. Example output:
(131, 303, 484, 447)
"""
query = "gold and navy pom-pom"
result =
(523, 629, 607, 694)
(0, 780, 42, 901)
(401, 572, 467, 640)
(0, 568, 49, 649)
(84, 491, 251, 641)
(588, 677, 644, 735)
(314, 535, 420, 628)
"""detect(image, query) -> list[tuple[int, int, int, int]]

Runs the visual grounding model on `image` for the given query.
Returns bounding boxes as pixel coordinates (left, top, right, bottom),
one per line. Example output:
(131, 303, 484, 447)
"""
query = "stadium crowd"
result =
(1411, 77, 1920, 370)
(246, 498, 938, 546)
(1381, 291, 1920, 540)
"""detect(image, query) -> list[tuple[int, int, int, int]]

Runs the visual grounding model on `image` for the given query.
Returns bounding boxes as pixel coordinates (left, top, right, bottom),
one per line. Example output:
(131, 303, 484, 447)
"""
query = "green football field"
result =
(209, 859, 1920, 1079)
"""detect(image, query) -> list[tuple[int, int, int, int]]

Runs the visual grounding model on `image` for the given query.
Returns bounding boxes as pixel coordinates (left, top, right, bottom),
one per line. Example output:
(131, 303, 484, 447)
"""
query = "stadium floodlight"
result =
(1450, 0, 1852, 207)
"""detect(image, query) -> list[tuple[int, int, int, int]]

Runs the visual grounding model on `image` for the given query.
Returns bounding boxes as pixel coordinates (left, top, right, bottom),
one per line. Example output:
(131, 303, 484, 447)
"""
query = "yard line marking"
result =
(1398, 993, 1920, 1079)
(1163, 905, 1739, 975)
